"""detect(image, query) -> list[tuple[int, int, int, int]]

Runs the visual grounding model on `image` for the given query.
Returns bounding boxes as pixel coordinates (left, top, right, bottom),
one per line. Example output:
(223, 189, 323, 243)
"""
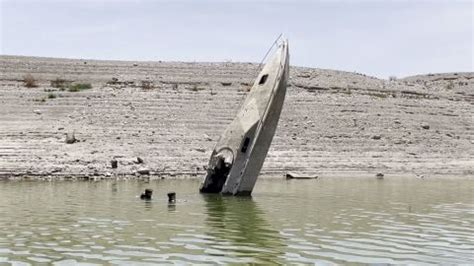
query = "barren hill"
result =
(0, 55, 472, 180)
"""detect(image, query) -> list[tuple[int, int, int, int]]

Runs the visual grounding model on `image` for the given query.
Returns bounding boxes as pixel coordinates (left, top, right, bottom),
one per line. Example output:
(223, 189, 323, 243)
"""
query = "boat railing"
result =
(255, 34, 285, 75)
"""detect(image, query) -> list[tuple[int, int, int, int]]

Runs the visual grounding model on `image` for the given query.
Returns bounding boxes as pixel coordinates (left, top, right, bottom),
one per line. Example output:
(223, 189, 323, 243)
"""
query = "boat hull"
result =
(200, 40, 289, 196)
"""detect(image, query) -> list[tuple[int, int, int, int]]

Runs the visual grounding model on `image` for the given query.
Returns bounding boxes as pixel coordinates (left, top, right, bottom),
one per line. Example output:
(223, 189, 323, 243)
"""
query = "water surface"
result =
(0, 178, 473, 264)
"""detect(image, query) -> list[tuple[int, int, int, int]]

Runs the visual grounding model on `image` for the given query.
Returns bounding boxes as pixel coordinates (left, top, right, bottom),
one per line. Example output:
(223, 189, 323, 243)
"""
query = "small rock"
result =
(286, 172, 318, 179)
(372, 135, 382, 140)
(203, 134, 213, 141)
(137, 168, 150, 175)
(167, 192, 176, 203)
(421, 123, 430, 130)
(376, 173, 384, 179)
(140, 189, 153, 200)
(65, 132, 77, 144)
(135, 157, 144, 164)
(111, 159, 118, 169)
(33, 109, 41, 115)
(133, 63, 138, 67)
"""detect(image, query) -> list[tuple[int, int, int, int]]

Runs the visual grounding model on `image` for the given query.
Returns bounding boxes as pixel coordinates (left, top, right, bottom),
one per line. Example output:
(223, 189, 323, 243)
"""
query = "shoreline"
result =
(2, 172, 472, 181)
(0, 55, 472, 180)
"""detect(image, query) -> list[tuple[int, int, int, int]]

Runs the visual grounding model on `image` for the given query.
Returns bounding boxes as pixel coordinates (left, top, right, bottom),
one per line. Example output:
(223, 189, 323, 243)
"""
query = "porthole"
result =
(259, 74, 268, 85)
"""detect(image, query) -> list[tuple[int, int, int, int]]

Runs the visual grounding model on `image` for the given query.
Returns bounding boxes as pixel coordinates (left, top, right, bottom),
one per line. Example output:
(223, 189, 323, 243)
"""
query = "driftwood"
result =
(286, 172, 318, 180)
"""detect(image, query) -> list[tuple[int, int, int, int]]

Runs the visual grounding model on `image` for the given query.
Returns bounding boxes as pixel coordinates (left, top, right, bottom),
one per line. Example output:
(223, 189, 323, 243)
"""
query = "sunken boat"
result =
(200, 38, 290, 196)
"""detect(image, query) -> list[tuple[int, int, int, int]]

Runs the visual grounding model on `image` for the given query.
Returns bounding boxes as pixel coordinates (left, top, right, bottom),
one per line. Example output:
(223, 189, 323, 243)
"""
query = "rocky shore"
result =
(0, 55, 472, 180)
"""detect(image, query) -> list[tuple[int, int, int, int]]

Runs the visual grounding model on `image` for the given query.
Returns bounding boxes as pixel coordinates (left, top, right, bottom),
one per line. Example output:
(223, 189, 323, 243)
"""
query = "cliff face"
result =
(0, 55, 472, 179)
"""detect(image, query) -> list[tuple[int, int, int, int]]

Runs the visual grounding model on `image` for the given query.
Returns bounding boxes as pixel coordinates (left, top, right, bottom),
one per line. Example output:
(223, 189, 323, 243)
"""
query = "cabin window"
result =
(241, 137, 250, 153)
(258, 74, 268, 85)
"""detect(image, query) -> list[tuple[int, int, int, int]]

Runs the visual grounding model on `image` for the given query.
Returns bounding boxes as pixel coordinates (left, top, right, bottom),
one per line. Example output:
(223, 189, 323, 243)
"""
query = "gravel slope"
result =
(0, 55, 472, 180)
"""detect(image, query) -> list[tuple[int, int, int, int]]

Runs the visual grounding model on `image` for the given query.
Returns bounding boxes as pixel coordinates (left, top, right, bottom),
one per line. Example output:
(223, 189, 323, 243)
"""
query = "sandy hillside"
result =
(0, 55, 472, 180)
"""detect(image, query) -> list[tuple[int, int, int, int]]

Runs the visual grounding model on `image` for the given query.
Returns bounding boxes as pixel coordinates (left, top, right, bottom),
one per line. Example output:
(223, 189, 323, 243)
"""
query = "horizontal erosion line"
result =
(0, 154, 469, 160)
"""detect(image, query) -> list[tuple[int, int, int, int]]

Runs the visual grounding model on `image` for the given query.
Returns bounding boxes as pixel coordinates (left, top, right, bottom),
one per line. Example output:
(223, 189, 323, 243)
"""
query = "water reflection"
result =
(167, 202, 176, 212)
(142, 200, 153, 210)
(202, 195, 284, 264)
(0, 179, 472, 264)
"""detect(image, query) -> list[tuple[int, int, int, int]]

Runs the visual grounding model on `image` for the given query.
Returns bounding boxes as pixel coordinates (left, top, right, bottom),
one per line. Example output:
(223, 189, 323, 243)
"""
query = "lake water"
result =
(0, 178, 473, 265)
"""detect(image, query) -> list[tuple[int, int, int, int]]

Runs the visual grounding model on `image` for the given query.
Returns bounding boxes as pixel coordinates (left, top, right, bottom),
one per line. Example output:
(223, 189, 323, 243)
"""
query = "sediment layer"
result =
(0, 55, 472, 180)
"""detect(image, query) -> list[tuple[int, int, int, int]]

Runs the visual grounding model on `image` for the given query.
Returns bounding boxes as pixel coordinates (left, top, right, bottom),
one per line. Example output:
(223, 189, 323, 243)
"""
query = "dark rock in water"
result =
(111, 159, 118, 169)
(65, 132, 76, 144)
(167, 192, 176, 203)
(376, 172, 384, 179)
(137, 168, 150, 175)
(286, 172, 318, 180)
(140, 189, 153, 200)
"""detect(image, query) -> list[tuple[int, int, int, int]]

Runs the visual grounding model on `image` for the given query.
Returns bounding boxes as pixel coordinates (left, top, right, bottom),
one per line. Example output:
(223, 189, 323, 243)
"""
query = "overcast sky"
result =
(1, 0, 472, 78)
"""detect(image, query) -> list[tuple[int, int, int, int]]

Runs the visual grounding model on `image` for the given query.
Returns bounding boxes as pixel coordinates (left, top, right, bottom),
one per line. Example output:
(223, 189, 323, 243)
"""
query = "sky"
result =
(1, 0, 472, 78)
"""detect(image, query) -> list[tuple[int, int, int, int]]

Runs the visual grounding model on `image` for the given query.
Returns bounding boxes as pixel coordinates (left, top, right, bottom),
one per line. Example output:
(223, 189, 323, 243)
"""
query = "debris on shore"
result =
(286, 172, 318, 180)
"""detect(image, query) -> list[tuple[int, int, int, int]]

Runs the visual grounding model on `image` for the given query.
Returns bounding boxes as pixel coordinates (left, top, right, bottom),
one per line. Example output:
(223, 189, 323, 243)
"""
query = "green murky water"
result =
(0, 178, 473, 265)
